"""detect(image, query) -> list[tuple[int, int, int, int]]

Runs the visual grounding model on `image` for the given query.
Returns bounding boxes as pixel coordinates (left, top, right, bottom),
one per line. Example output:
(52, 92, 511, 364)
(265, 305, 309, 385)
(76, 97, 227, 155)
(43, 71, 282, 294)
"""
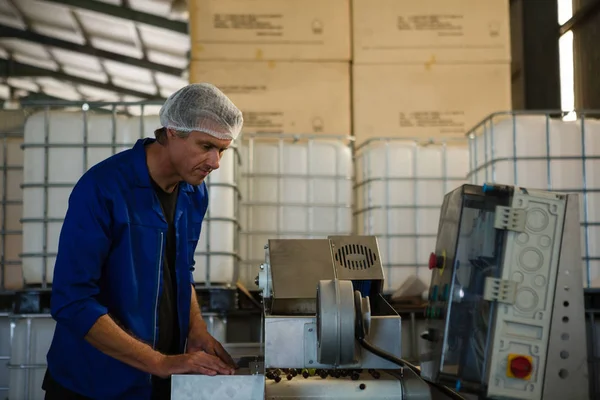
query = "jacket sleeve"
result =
(50, 173, 112, 339)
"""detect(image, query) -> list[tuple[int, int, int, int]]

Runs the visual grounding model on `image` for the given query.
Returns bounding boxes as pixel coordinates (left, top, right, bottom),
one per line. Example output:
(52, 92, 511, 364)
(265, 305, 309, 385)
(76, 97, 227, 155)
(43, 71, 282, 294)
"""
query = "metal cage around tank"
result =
(0, 100, 242, 291)
(352, 137, 470, 294)
(0, 125, 24, 293)
(467, 110, 600, 288)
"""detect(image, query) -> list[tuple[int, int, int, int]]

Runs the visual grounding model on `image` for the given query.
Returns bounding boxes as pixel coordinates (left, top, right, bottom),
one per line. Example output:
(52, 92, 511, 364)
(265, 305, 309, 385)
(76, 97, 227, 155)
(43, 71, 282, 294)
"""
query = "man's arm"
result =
(85, 315, 163, 374)
(51, 175, 112, 337)
(189, 286, 208, 336)
(85, 314, 233, 377)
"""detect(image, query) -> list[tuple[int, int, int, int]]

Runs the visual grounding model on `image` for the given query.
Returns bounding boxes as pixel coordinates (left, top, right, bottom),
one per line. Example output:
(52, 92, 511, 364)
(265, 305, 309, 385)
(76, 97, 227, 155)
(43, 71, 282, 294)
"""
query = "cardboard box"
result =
(189, 61, 351, 135)
(352, 63, 512, 143)
(353, 0, 511, 64)
(188, 0, 351, 61)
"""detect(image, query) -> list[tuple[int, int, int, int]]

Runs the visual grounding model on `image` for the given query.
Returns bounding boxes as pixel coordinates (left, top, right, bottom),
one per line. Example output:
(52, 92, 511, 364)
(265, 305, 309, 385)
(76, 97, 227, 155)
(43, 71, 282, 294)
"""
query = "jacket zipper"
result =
(153, 231, 164, 348)
(150, 231, 164, 382)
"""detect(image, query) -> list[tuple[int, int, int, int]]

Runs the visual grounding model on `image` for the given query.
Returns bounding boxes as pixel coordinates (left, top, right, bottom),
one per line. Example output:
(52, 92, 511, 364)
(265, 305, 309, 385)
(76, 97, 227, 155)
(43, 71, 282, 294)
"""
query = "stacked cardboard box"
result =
(351, 0, 513, 143)
(187, 0, 352, 135)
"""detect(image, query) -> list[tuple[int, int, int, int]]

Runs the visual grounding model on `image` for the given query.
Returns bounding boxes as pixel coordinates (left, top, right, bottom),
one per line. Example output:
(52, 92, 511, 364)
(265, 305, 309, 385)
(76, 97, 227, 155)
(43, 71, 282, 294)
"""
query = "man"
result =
(42, 83, 244, 399)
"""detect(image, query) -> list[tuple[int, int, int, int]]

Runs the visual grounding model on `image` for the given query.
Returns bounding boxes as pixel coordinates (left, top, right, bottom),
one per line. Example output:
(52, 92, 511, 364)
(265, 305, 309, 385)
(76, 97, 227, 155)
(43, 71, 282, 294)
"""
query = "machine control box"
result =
(419, 184, 589, 400)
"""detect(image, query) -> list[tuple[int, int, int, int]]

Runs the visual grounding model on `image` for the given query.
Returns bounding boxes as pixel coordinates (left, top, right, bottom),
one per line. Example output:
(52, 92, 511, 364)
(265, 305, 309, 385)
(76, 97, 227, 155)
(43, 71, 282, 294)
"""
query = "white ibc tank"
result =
(8, 315, 56, 400)
(195, 148, 239, 285)
(22, 110, 135, 285)
(238, 135, 353, 287)
(468, 113, 600, 286)
(355, 139, 469, 292)
(0, 133, 24, 290)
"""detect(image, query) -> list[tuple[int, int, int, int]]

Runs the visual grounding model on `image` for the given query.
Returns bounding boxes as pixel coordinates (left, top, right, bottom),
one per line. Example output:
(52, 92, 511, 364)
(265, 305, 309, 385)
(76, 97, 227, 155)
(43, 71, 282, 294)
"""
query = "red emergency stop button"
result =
(429, 252, 437, 269)
(429, 252, 445, 270)
(508, 355, 533, 380)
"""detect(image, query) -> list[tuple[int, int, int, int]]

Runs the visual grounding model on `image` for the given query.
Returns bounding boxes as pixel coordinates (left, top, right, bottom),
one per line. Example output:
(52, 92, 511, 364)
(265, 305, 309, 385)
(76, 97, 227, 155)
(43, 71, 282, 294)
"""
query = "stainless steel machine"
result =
(171, 235, 437, 399)
(170, 183, 590, 400)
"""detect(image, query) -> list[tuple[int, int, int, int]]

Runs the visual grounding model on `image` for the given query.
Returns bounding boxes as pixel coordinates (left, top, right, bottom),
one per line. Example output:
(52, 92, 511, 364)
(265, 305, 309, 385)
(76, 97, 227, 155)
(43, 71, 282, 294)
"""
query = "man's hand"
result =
(187, 329, 237, 370)
(83, 315, 235, 379)
(154, 351, 235, 378)
(187, 286, 236, 372)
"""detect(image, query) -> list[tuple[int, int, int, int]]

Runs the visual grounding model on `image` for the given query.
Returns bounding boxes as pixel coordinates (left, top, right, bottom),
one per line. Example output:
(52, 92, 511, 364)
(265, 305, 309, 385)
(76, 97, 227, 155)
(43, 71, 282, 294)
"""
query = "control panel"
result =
(419, 184, 589, 400)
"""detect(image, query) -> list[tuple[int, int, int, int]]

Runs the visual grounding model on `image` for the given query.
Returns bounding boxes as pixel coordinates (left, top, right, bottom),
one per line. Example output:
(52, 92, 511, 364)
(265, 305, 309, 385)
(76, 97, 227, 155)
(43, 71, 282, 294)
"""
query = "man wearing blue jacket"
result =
(41, 83, 243, 399)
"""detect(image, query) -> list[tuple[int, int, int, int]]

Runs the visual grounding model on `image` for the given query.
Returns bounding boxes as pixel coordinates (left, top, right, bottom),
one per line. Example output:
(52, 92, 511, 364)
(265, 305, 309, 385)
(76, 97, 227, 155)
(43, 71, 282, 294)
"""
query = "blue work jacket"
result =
(46, 138, 209, 399)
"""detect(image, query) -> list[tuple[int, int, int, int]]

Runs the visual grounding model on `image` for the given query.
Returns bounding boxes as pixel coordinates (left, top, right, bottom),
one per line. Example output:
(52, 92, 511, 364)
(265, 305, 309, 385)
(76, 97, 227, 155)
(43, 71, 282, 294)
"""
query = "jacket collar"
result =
(132, 138, 194, 193)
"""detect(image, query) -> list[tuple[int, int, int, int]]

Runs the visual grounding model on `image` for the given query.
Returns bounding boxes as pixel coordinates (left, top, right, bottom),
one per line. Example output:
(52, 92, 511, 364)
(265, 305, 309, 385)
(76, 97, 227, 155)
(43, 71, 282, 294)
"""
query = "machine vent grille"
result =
(335, 244, 377, 270)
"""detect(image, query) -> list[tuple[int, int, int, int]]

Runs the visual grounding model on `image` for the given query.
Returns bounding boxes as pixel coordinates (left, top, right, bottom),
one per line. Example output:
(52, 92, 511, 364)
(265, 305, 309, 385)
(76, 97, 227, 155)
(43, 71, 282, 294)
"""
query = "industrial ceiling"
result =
(0, 0, 190, 105)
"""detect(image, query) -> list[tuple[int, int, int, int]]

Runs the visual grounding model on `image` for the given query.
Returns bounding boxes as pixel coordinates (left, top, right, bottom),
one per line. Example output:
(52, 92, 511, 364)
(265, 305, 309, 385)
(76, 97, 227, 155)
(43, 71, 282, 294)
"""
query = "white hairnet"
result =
(159, 83, 243, 140)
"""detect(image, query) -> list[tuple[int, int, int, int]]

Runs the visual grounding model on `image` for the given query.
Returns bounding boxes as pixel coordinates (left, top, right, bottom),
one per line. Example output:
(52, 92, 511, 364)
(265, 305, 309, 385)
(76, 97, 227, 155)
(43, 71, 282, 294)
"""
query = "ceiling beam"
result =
(6, 0, 87, 100)
(0, 58, 164, 100)
(122, 0, 161, 97)
(0, 24, 183, 76)
(43, 0, 187, 34)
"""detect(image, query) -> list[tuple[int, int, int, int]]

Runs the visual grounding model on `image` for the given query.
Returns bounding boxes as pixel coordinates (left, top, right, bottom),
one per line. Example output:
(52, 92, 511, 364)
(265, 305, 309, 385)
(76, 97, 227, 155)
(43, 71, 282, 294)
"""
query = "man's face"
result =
(166, 128, 232, 185)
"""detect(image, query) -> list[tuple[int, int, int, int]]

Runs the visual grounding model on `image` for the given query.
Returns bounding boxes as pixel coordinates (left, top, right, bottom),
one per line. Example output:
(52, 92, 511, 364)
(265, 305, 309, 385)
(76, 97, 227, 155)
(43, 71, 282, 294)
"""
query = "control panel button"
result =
(507, 354, 533, 380)
(429, 251, 446, 270)
(429, 253, 437, 269)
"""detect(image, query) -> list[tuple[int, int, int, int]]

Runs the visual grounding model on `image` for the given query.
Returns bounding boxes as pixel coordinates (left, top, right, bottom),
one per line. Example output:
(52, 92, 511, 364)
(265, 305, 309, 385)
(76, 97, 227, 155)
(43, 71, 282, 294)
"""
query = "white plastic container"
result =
(238, 135, 353, 287)
(0, 133, 24, 290)
(8, 315, 55, 400)
(354, 138, 469, 292)
(21, 110, 135, 286)
(194, 147, 239, 285)
(468, 113, 600, 286)
(21, 109, 240, 286)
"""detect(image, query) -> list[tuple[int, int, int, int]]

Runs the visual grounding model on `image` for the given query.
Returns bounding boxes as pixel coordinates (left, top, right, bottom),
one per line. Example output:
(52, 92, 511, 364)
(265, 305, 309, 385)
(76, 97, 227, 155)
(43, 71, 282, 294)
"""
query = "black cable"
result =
(353, 291, 466, 400)
(357, 337, 467, 400)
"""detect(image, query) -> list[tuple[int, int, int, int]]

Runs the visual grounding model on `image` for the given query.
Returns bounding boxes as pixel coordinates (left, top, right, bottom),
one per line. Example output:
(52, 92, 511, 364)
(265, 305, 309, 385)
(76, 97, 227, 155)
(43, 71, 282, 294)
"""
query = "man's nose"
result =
(207, 150, 220, 170)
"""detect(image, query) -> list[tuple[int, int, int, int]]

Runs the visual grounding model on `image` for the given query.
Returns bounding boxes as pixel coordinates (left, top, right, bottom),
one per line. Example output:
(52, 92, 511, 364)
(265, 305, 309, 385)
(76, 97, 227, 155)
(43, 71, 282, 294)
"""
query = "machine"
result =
(171, 235, 436, 399)
(420, 183, 589, 400)
(170, 183, 589, 400)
